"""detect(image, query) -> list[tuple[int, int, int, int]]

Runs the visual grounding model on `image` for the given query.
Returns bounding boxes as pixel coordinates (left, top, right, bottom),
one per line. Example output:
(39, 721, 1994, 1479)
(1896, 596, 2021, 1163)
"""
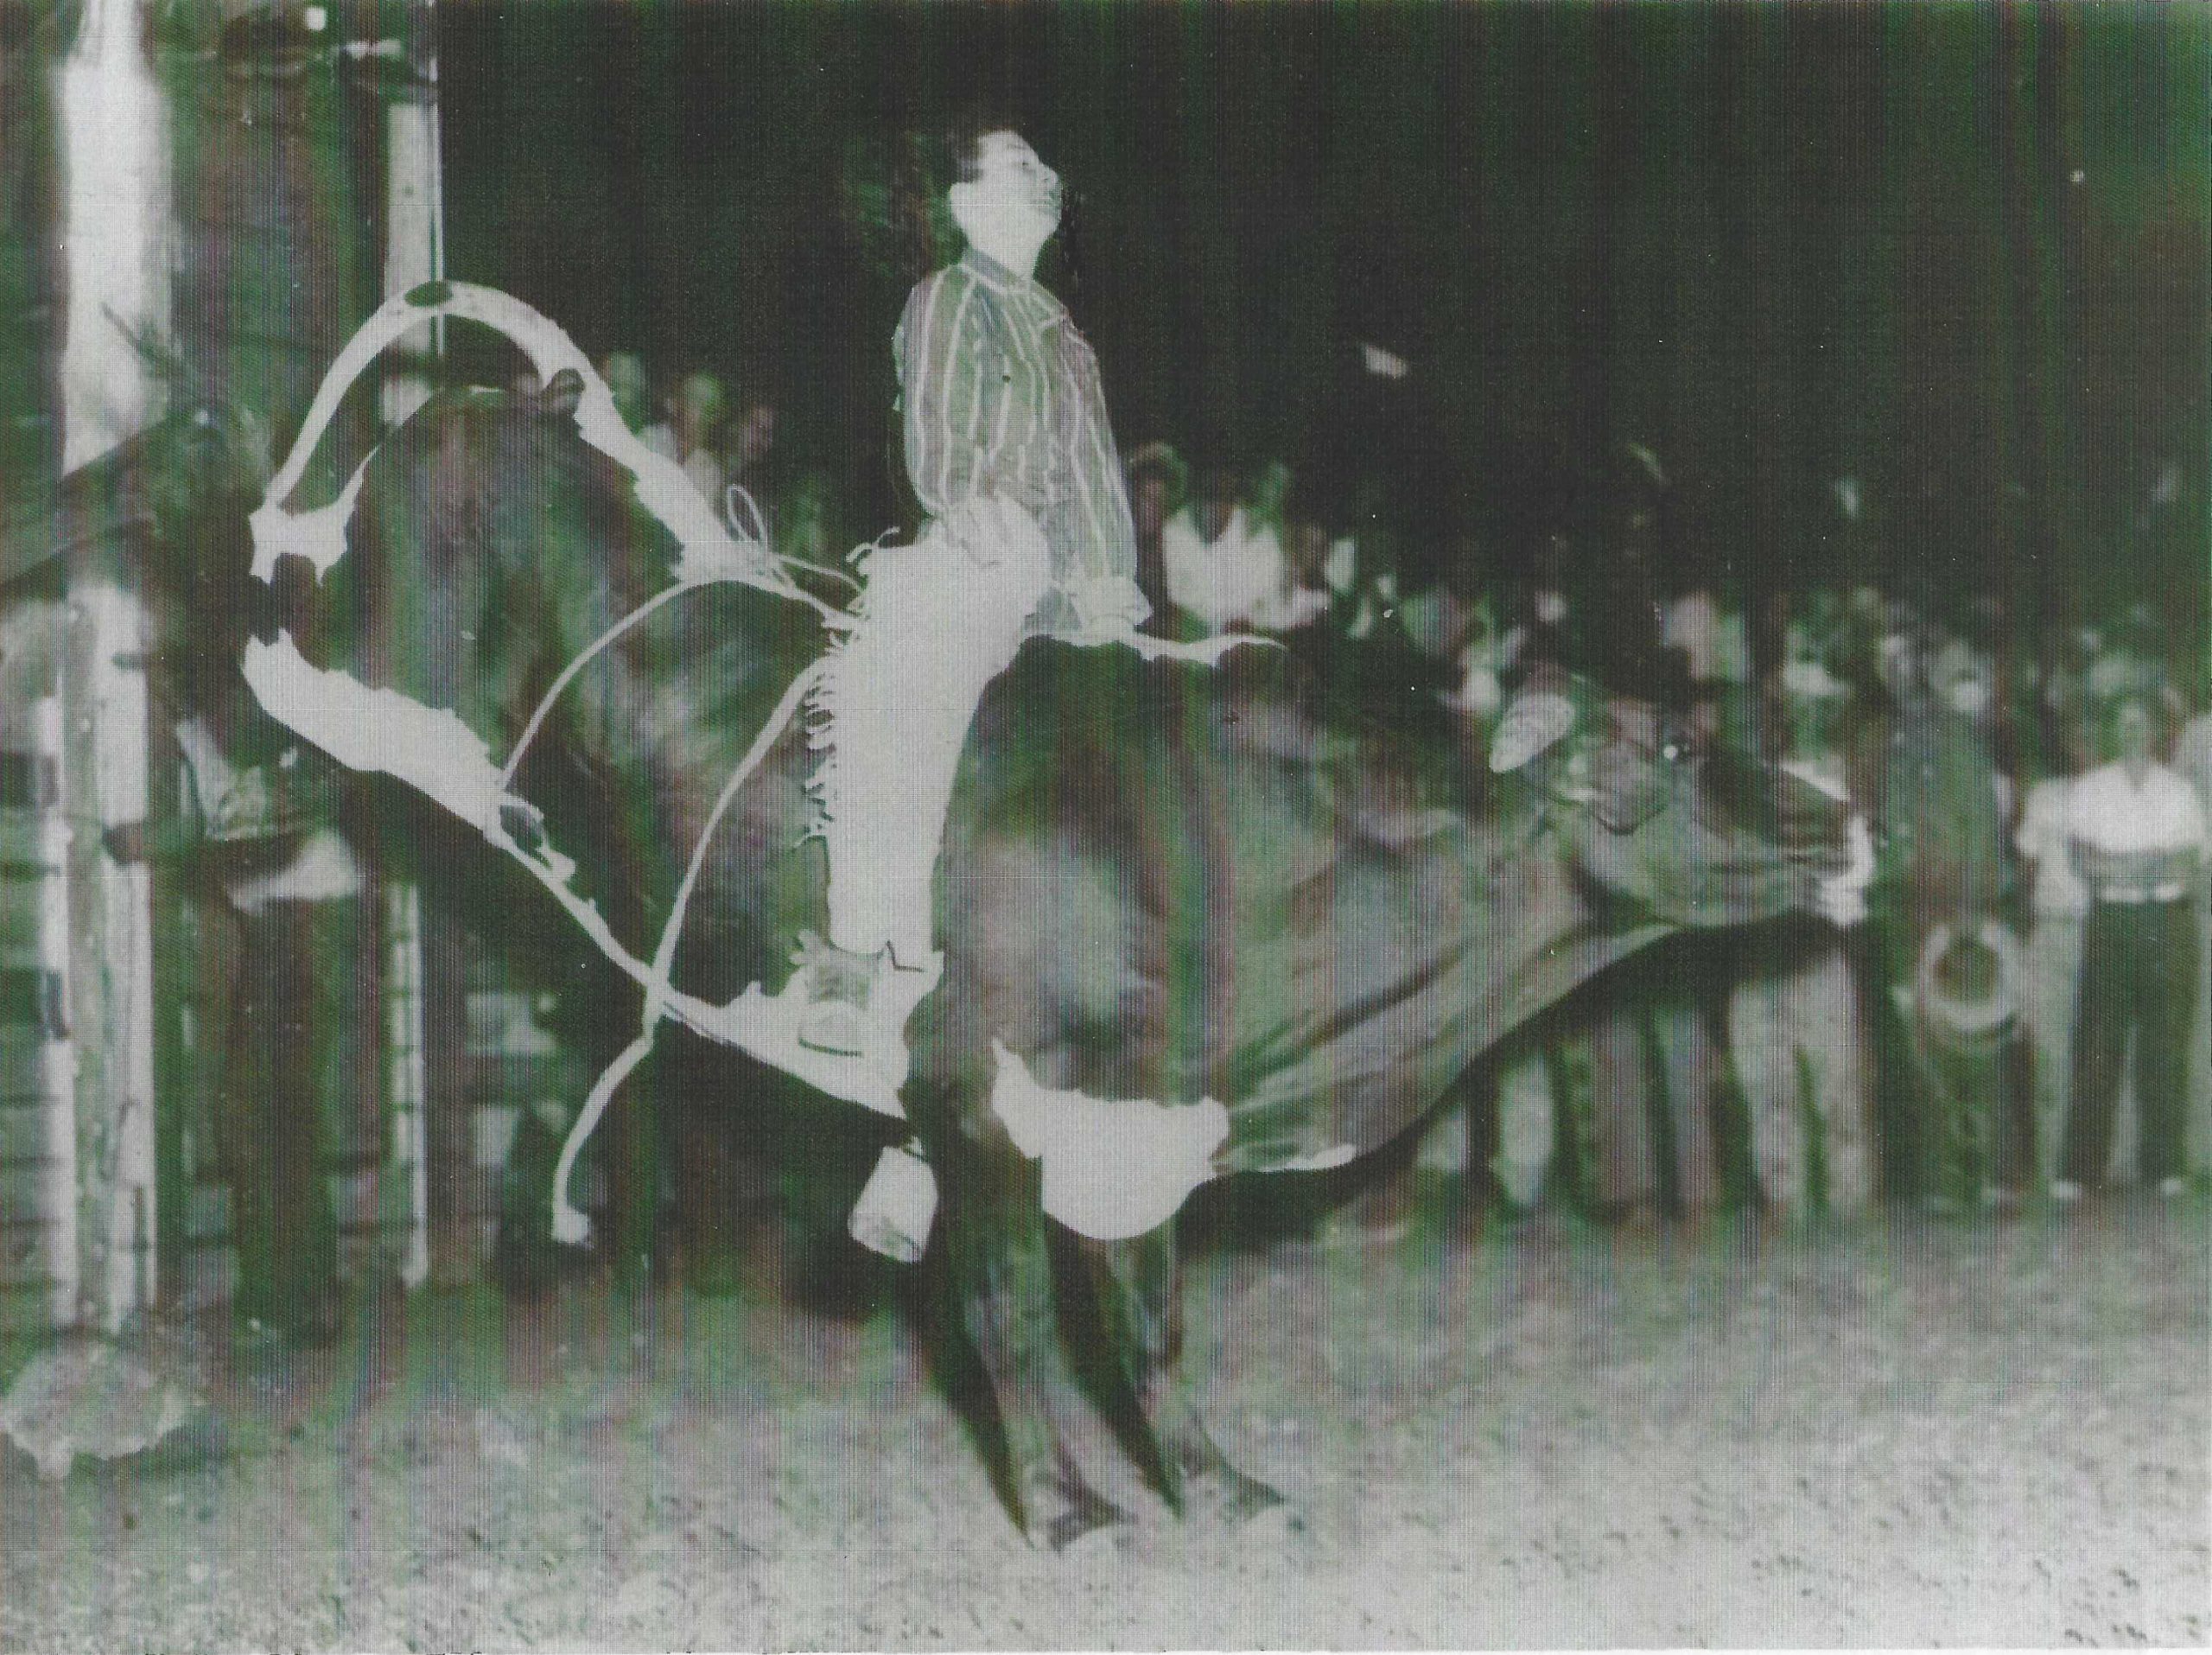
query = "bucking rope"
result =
(243, 280, 854, 1246)
(246, 281, 1268, 1257)
(538, 655, 826, 1243)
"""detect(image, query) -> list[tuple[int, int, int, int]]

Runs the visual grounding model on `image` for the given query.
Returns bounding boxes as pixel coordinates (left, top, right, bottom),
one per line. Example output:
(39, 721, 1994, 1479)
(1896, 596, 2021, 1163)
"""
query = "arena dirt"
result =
(1, 1193, 2204, 1651)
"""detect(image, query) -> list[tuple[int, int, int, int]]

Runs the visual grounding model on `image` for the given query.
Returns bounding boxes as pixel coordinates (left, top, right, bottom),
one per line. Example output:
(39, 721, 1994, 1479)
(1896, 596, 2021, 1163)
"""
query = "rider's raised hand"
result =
(945, 493, 1046, 572)
(1065, 573, 1148, 641)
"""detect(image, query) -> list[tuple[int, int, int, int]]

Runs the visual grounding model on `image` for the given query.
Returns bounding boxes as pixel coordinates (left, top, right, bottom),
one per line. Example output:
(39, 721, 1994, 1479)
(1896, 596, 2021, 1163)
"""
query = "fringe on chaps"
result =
(804, 519, 1052, 964)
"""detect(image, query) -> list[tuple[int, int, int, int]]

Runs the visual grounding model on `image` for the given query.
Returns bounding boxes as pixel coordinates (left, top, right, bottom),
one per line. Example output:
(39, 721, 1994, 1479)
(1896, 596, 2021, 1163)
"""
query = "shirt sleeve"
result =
(896, 272, 995, 519)
(2179, 779, 2211, 857)
(1056, 337, 1147, 625)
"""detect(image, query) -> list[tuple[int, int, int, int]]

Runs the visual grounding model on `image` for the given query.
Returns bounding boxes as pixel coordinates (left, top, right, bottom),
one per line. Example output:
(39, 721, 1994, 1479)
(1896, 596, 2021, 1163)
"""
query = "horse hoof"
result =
(1022, 1467, 1131, 1556)
(1188, 1467, 1300, 1536)
(1048, 1504, 1135, 1556)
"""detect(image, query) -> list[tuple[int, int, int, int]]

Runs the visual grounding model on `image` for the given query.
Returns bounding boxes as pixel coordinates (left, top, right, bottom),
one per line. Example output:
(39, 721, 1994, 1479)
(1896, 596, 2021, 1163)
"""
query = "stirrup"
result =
(798, 999, 868, 1057)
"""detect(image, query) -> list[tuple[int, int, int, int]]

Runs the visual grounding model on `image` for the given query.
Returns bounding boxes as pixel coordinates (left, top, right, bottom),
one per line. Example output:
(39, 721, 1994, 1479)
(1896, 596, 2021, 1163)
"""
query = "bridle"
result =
(241, 281, 859, 1244)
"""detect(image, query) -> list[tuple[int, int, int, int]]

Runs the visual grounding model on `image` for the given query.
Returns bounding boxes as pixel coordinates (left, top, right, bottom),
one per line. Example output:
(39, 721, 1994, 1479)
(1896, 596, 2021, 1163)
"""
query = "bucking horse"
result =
(202, 284, 1857, 1547)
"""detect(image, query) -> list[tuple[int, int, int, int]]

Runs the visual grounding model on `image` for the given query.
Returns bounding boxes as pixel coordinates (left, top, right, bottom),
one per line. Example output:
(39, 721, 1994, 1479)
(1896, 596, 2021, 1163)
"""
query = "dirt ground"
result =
(1, 1187, 2205, 1652)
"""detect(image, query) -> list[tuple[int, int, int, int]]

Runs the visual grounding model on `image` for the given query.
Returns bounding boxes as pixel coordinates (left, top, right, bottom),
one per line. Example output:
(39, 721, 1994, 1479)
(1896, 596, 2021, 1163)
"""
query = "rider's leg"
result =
(804, 520, 1051, 1052)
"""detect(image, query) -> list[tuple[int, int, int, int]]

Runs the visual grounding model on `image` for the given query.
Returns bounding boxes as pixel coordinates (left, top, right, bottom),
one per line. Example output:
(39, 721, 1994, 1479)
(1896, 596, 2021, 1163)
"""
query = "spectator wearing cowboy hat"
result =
(1853, 628, 2021, 1206)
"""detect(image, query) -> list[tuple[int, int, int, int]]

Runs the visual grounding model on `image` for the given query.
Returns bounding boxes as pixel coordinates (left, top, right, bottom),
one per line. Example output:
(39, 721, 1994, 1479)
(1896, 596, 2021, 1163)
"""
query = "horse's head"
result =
(1490, 672, 1857, 930)
(327, 379, 680, 745)
(0, 391, 277, 741)
(3, 391, 272, 591)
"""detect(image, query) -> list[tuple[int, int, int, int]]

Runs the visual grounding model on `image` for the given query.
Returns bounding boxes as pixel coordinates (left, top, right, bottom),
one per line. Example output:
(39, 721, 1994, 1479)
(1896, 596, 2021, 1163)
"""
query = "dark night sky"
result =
(441, 2, 2208, 645)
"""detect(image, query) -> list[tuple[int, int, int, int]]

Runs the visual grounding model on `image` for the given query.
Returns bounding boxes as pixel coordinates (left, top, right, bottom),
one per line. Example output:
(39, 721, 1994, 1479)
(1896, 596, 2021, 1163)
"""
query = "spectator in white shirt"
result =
(2175, 697, 2212, 821)
(2176, 697, 2212, 1177)
(2056, 696, 2207, 1199)
(641, 369, 728, 509)
(1122, 441, 1187, 628)
(1161, 462, 1326, 636)
(2016, 742, 2090, 1187)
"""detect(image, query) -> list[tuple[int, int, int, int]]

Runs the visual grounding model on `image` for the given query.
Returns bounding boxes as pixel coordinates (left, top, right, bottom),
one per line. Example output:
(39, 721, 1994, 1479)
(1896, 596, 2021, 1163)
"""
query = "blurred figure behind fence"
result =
(1728, 601, 1873, 1214)
(642, 369, 728, 508)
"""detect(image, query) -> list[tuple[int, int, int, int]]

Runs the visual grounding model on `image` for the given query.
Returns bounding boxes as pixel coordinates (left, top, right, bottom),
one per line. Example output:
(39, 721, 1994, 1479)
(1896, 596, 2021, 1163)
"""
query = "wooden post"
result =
(60, 580, 159, 1333)
(55, 0, 167, 474)
(55, 0, 164, 1334)
(380, 0, 443, 430)
(369, 0, 473, 1289)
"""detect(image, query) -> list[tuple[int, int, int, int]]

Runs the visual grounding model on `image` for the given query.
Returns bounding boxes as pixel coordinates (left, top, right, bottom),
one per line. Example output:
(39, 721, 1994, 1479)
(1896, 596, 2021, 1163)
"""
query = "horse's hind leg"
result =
(927, 1125, 1131, 1550)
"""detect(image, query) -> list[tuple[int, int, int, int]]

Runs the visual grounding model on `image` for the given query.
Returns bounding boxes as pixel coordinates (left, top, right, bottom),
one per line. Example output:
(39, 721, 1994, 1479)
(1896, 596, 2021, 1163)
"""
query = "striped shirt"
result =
(894, 246, 1149, 636)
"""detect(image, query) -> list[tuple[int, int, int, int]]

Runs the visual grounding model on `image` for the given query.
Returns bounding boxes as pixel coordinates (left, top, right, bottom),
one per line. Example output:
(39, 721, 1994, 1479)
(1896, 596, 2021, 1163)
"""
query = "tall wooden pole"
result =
(381, 0, 443, 431)
(378, 0, 473, 1290)
(54, 0, 164, 1333)
(55, 0, 166, 474)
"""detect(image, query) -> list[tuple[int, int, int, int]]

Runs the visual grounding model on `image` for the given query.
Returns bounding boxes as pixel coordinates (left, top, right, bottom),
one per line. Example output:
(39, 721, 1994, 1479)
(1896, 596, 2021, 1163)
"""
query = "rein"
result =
(245, 281, 1266, 1252)
(539, 655, 827, 1244)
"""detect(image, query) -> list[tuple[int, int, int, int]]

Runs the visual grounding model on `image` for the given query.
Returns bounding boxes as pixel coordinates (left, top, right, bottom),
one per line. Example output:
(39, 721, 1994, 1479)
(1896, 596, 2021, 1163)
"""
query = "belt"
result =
(2094, 884, 2187, 906)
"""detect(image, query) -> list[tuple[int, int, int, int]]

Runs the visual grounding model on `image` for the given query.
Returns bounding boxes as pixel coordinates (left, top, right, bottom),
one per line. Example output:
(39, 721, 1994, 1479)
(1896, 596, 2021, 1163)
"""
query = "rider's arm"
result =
(896, 270, 999, 521)
(1055, 337, 1150, 633)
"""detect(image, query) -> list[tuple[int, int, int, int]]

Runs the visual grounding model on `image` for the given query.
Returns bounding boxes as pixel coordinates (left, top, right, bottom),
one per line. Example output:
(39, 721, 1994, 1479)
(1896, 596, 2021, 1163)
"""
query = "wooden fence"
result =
(0, 0, 579, 1338)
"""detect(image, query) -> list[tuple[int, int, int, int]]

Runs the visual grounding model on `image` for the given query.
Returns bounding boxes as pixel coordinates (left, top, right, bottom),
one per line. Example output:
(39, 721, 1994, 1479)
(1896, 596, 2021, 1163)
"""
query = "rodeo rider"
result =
(791, 112, 1152, 1061)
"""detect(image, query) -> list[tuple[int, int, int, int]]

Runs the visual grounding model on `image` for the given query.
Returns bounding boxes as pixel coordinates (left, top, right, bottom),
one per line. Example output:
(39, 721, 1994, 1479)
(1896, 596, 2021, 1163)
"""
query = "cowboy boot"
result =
(795, 932, 885, 1057)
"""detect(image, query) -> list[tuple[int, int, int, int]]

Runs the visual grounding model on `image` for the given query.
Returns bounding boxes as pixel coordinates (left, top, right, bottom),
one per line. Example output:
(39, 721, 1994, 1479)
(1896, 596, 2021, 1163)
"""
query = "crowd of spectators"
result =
(1114, 438, 2210, 1227)
(588, 350, 807, 554)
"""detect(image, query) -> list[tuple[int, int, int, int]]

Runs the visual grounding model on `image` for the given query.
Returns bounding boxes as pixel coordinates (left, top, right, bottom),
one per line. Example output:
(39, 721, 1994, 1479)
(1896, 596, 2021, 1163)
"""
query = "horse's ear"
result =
(1489, 690, 1577, 773)
(537, 368, 586, 420)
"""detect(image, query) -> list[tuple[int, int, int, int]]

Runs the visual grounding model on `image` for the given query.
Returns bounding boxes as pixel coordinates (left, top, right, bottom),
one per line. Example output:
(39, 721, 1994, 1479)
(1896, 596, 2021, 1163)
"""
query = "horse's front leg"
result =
(923, 1111, 1130, 1550)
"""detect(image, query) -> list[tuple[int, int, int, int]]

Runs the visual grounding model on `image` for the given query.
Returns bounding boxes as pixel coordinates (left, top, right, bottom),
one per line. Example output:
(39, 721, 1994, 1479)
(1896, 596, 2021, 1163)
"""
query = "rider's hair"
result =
(895, 102, 1026, 279)
(841, 101, 1023, 290)
(944, 105, 1027, 183)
